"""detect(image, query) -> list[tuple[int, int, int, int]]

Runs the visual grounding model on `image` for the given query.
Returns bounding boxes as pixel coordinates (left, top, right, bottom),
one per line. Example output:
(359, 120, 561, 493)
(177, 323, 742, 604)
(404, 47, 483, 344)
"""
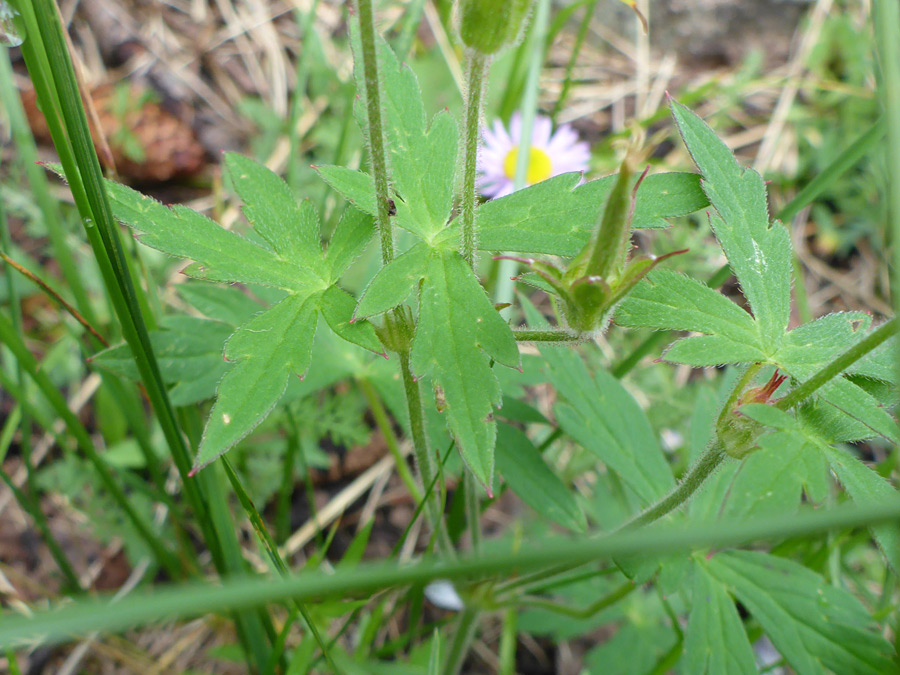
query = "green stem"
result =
(14, 0, 214, 569)
(513, 329, 580, 343)
(498, 608, 517, 675)
(464, 471, 482, 554)
(873, 0, 900, 385)
(717, 363, 762, 430)
(221, 458, 335, 672)
(515, 581, 635, 619)
(776, 318, 899, 411)
(400, 350, 454, 555)
(442, 605, 480, 675)
(358, 377, 422, 502)
(460, 51, 489, 269)
(355, 0, 394, 265)
(618, 442, 727, 531)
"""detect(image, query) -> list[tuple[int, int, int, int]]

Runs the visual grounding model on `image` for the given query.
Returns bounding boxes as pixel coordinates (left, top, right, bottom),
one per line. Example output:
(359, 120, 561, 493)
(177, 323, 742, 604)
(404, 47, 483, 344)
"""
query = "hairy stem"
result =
(400, 350, 454, 555)
(513, 329, 580, 343)
(460, 51, 489, 268)
(355, 0, 394, 265)
(359, 376, 422, 503)
(777, 317, 899, 411)
(619, 442, 727, 531)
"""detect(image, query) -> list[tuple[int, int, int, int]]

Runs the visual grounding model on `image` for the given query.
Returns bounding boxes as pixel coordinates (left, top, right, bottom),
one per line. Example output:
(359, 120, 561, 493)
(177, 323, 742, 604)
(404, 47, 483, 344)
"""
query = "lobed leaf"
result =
(348, 26, 457, 240)
(195, 294, 319, 470)
(774, 314, 900, 443)
(472, 171, 709, 256)
(105, 180, 319, 291)
(315, 165, 377, 216)
(818, 442, 900, 573)
(495, 423, 586, 533)
(541, 346, 674, 506)
(706, 550, 895, 675)
(354, 243, 431, 319)
(225, 153, 322, 267)
(410, 248, 519, 489)
(176, 284, 264, 327)
(91, 317, 233, 406)
(684, 561, 757, 675)
(616, 268, 767, 366)
(324, 206, 376, 282)
(670, 100, 791, 352)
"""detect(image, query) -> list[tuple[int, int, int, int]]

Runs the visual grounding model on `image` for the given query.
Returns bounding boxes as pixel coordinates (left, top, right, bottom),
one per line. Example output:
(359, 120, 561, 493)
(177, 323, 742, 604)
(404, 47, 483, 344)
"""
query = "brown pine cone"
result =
(21, 82, 207, 183)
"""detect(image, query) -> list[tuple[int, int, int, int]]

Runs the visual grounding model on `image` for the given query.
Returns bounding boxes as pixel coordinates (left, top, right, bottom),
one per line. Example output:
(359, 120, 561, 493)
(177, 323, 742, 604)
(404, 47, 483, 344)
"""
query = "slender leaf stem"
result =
(460, 51, 489, 268)
(776, 318, 899, 411)
(355, 0, 394, 265)
(400, 350, 454, 555)
(717, 363, 762, 429)
(358, 376, 422, 502)
(874, 1, 900, 385)
(15, 0, 218, 567)
(618, 442, 727, 531)
(464, 471, 482, 554)
(221, 458, 334, 672)
(515, 581, 635, 618)
(513, 329, 579, 343)
(498, 608, 517, 675)
(0, 251, 107, 347)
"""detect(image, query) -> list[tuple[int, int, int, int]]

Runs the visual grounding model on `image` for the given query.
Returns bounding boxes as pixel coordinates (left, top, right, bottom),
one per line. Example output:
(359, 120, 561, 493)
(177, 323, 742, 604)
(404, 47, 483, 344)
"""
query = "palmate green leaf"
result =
(540, 344, 674, 506)
(225, 153, 321, 266)
(101, 154, 382, 469)
(411, 248, 520, 489)
(741, 404, 900, 570)
(495, 423, 586, 533)
(616, 269, 766, 366)
(720, 428, 829, 521)
(348, 27, 457, 241)
(684, 561, 757, 675)
(706, 550, 895, 675)
(772, 314, 900, 443)
(324, 206, 377, 281)
(176, 283, 265, 328)
(670, 100, 791, 352)
(315, 165, 377, 216)
(103, 180, 320, 291)
(354, 243, 431, 319)
(466, 171, 708, 256)
(196, 294, 317, 470)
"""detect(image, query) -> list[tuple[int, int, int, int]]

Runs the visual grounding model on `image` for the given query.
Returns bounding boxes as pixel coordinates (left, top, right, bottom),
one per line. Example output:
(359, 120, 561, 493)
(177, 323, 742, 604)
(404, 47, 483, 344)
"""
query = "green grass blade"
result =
(1, 502, 898, 648)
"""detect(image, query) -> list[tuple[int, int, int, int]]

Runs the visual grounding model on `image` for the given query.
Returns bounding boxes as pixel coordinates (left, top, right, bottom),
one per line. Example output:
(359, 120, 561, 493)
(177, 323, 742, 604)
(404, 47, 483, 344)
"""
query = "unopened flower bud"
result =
(458, 0, 534, 55)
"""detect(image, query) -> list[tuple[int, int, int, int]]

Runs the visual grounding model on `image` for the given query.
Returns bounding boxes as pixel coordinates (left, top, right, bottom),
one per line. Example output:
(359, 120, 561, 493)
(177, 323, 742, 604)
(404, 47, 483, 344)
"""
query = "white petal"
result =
(424, 580, 464, 611)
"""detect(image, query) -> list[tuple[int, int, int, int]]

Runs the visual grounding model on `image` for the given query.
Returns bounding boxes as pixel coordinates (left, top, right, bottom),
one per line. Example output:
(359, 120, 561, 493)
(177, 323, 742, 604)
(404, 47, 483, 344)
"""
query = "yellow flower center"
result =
(503, 146, 553, 185)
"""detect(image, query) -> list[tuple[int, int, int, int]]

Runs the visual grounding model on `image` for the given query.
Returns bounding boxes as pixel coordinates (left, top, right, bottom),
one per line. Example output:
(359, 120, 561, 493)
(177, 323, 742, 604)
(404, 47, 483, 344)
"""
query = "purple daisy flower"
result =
(477, 113, 591, 199)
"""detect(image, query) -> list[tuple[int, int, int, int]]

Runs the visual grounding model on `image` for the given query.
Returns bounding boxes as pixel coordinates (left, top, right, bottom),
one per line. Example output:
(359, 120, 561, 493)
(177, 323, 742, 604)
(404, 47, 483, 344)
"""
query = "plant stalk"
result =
(355, 0, 394, 265)
(460, 51, 489, 269)
(400, 350, 454, 555)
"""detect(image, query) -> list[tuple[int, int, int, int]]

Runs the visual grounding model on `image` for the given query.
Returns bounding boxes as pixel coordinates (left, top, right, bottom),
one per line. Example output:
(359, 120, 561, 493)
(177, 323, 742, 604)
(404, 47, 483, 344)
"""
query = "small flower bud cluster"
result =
(458, 0, 534, 55)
